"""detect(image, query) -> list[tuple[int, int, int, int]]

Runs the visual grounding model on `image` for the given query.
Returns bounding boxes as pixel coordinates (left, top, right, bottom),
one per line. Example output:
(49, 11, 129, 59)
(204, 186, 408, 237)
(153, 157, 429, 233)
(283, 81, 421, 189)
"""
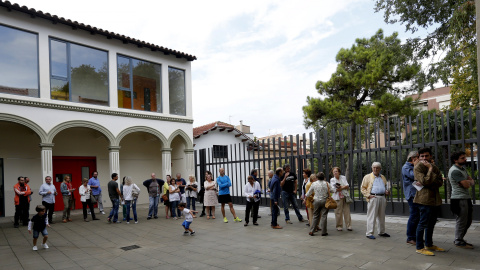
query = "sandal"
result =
(212, 216, 216, 219)
(309, 232, 314, 236)
(206, 216, 210, 220)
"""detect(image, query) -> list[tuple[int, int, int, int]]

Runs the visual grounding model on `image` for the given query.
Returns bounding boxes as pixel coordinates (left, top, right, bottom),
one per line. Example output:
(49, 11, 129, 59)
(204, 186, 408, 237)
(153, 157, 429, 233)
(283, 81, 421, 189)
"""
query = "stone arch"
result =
(116, 126, 168, 147)
(167, 129, 193, 149)
(47, 120, 116, 146)
(0, 113, 48, 143)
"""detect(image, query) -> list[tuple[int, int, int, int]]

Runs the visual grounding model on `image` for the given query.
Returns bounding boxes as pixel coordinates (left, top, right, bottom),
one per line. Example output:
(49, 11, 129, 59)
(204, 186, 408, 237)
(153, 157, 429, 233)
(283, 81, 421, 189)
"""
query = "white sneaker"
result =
(135, 221, 138, 224)
(126, 222, 130, 224)
(33, 246, 38, 251)
(42, 243, 49, 249)
(101, 211, 105, 215)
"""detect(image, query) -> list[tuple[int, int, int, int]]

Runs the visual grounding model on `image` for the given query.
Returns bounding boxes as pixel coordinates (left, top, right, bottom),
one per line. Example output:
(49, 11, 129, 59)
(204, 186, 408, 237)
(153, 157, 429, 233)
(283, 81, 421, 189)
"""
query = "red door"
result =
(52, 156, 97, 211)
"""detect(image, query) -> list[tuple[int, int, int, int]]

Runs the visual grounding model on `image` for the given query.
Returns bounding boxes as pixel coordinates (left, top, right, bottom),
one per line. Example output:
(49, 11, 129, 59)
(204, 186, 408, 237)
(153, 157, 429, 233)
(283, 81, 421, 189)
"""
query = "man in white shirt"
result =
(361, 162, 391, 239)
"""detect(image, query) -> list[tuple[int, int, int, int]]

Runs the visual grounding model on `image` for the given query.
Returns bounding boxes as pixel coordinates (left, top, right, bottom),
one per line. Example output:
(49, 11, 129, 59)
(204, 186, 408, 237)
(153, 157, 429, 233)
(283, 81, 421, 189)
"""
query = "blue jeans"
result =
(148, 196, 159, 218)
(416, 204, 437, 250)
(126, 199, 138, 222)
(108, 198, 120, 222)
(186, 197, 196, 211)
(170, 200, 179, 217)
(281, 191, 304, 221)
(407, 198, 420, 241)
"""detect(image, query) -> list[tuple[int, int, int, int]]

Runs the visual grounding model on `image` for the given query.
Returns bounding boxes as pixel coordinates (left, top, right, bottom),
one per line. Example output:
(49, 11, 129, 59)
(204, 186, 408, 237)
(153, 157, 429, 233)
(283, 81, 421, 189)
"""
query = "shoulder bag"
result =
(325, 183, 337, 209)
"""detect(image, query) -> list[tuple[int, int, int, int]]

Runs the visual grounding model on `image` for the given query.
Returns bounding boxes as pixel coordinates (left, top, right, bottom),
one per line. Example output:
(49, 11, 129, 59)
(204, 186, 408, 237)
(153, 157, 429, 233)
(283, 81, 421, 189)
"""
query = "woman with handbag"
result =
(186, 175, 198, 211)
(304, 174, 320, 232)
(79, 178, 99, 222)
(330, 167, 353, 231)
(305, 172, 330, 236)
(169, 178, 181, 220)
(163, 175, 172, 219)
(203, 172, 218, 219)
(123, 176, 140, 224)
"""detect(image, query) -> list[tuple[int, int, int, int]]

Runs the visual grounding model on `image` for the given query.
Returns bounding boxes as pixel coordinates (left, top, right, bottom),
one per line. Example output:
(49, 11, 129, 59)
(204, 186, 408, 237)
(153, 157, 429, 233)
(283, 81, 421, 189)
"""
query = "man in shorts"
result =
(217, 168, 242, 223)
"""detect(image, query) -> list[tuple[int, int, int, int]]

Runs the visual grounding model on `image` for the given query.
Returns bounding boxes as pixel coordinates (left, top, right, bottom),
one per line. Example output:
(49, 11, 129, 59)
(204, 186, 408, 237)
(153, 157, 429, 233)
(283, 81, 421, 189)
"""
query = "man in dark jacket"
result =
(269, 167, 283, 229)
(143, 173, 165, 219)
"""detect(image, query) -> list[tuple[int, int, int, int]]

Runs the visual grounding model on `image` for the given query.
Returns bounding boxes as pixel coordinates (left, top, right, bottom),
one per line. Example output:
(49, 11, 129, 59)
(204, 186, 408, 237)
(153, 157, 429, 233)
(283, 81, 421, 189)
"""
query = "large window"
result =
(0, 25, 38, 97)
(50, 39, 109, 105)
(168, 67, 186, 116)
(117, 55, 161, 112)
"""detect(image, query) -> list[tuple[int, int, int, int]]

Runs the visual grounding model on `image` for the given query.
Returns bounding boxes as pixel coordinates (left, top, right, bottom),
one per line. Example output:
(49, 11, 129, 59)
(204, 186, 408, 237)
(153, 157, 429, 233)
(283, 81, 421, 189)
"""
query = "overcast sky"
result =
(15, 0, 428, 138)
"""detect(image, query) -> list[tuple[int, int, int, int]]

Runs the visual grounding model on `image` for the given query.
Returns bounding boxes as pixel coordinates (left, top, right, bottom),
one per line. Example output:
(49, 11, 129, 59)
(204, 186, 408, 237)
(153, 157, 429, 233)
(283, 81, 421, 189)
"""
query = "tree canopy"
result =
(303, 29, 420, 132)
(374, 0, 478, 109)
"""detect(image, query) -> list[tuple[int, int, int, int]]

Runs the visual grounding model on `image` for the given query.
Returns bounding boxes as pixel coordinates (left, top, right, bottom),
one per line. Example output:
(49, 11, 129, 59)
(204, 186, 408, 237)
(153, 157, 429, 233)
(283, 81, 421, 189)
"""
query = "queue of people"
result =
(15, 149, 477, 257)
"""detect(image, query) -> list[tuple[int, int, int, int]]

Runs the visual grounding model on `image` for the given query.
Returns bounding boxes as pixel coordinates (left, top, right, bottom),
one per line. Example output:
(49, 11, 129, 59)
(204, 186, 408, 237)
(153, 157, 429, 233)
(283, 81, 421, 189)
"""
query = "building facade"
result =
(0, 1, 195, 217)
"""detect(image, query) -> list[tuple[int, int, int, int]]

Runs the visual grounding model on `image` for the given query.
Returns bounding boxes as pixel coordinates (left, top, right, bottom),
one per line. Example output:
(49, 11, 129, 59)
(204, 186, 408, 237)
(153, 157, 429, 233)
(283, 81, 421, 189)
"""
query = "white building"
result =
(0, 1, 195, 217)
(193, 121, 257, 197)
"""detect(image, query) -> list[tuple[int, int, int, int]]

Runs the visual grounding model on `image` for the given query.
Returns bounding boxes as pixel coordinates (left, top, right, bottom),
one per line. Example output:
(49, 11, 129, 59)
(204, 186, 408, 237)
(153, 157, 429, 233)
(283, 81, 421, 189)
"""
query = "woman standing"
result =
(169, 178, 181, 220)
(244, 175, 261, 226)
(301, 169, 312, 226)
(60, 176, 75, 223)
(163, 175, 172, 219)
(186, 175, 198, 211)
(330, 167, 352, 231)
(305, 172, 330, 236)
(121, 177, 127, 221)
(79, 178, 99, 222)
(304, 174, 320, 231)
(203, 172, 218, 219)
(123, 176, 140, 224)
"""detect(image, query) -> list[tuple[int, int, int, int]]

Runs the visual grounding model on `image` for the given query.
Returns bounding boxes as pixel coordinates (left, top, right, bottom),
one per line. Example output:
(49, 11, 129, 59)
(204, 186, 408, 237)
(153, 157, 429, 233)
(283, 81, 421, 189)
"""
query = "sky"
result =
(13, 0, 430, 138)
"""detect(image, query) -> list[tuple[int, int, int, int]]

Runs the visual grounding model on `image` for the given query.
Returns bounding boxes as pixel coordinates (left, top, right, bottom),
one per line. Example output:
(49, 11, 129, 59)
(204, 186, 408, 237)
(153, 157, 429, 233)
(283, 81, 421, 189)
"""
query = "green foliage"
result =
(303, 29, 421, 131)
(375, 0, 478, 108)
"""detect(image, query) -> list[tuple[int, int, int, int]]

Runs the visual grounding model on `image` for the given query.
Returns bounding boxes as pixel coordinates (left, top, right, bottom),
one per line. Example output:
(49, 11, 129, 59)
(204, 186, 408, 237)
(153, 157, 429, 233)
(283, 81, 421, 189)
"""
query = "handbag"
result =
(90, 193, 97, 204)
(162, 189, 169, 202)
(325, 184, 337, 209)
(345, 193, 353, 204)
(132, 185, 140, 199)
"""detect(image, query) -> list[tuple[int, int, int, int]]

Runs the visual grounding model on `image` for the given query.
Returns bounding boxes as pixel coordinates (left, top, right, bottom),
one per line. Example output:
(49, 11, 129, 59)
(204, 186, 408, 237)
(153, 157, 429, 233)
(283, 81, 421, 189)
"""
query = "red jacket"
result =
(14, 183, 31, 205)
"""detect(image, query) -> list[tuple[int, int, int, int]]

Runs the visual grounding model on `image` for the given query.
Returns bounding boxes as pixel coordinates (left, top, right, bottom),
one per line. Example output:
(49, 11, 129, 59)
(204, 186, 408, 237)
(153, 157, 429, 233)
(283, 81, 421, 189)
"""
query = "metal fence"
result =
(195, 108, 480, 219)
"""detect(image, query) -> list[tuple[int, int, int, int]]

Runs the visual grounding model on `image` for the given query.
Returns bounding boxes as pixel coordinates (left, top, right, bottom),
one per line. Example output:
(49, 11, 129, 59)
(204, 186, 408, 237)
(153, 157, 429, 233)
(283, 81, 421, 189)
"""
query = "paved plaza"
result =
(1, 203, 480, 270)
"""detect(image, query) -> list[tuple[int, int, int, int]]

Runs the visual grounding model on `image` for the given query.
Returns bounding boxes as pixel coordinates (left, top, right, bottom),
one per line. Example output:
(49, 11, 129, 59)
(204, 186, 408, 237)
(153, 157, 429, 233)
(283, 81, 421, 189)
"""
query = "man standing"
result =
(143, 173, 164, 220)
(414, 148, 445, 256)
(269, 168, 283, 229)
(361, 162, 391, 240)
(280, 164, 304, 224)
(107, 173, 123, 223)
(217, 168, 242, 223)
(402, 151, 420, 245)
(39, 176, 57, 224)
(88, 171, 105, 214)
(267, 170, 280, 217)
(448, 151, 475, 249)
(13, 176, 31, 228)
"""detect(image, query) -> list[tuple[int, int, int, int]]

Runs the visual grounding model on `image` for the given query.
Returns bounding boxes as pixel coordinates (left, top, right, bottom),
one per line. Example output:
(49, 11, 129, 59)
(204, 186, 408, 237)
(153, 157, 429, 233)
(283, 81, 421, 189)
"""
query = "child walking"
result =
(28, 205, 50, 250)
(178, 203, 198, 235)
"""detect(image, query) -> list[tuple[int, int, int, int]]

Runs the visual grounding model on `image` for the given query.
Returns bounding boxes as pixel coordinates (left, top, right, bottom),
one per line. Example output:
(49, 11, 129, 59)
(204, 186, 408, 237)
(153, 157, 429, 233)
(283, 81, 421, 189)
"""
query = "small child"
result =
(178, 203, 198, 235)
(28, 205, 50, 251)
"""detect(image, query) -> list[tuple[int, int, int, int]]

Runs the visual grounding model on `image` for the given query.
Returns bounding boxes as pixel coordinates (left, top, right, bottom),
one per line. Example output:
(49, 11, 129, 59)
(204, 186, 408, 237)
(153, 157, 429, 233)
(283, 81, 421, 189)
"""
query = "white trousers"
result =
(366, 196, 386, 236)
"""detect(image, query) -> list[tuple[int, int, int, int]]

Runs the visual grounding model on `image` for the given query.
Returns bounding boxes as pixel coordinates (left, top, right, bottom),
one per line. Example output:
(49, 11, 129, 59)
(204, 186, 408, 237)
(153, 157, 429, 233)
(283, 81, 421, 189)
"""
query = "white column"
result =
(184, 149, 195, 176)
(109, 146, 121, 176)
(162, 148, 172, 177)
(40, 143, 54, 182)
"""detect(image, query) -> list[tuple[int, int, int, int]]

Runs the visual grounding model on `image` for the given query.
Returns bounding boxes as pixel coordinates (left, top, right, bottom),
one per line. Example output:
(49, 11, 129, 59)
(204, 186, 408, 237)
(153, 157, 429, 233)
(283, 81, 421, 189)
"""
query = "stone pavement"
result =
(1, 203, 480, 270)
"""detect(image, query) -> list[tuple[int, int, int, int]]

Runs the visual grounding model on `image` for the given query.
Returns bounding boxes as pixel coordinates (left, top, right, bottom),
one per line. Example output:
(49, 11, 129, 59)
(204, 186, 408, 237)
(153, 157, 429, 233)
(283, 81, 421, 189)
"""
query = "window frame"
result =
(213, 145, 228, 159)
(117, 54, 162, 113)
(48, 37, 110, 105)
(168, 66, 186, 116)
(0, 23, 39, 98)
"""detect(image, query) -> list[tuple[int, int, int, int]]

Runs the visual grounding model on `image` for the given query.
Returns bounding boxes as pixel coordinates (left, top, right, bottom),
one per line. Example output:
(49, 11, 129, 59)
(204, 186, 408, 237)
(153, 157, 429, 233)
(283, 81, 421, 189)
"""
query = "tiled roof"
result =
(0, 1, 197, 61)
(193, 121, 233, 138)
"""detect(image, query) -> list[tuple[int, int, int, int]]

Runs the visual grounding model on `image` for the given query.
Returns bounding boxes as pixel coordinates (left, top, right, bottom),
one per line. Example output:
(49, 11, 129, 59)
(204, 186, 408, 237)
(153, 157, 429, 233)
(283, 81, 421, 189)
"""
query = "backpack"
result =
(132, 184, 140, 199)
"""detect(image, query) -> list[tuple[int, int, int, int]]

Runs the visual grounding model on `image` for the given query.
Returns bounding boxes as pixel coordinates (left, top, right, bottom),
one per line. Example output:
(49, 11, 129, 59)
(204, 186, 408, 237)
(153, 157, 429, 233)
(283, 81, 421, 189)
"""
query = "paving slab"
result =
(1, 203, 480, 269)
